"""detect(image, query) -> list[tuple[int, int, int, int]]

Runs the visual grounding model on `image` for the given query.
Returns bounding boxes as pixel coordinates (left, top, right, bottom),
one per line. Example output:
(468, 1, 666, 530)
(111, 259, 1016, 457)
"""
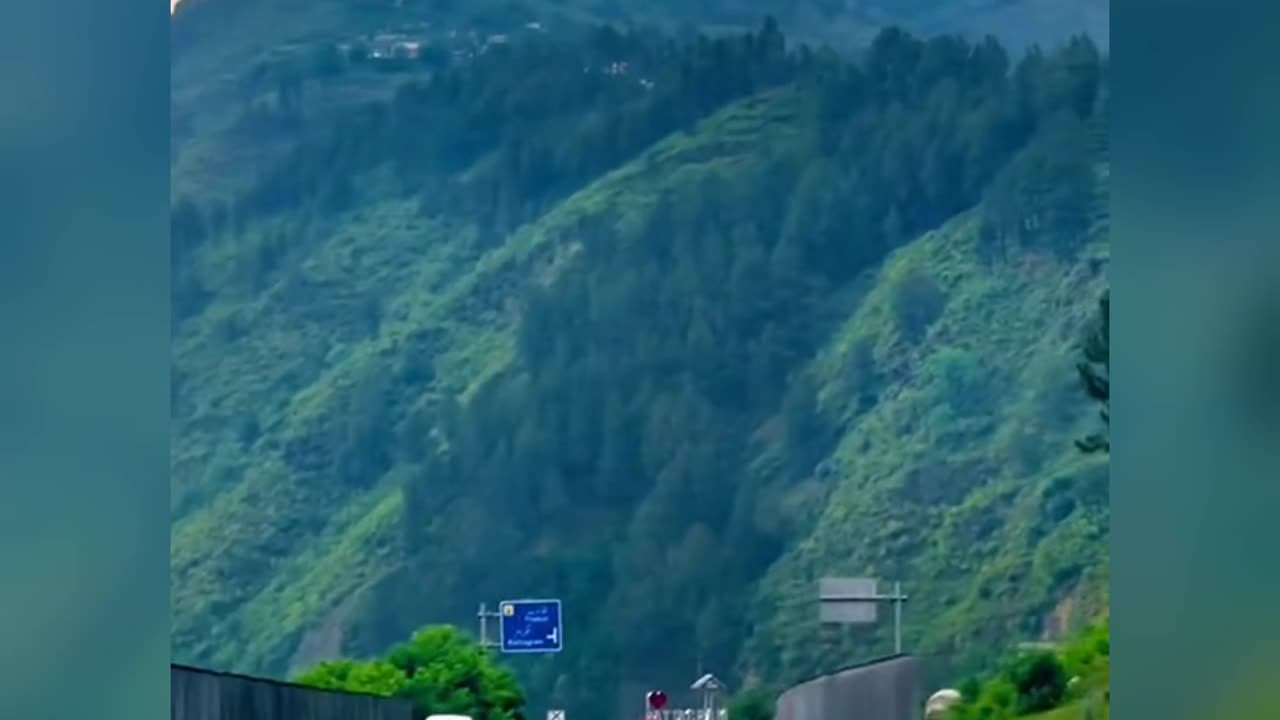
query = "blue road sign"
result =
(498, 599, 563, 654)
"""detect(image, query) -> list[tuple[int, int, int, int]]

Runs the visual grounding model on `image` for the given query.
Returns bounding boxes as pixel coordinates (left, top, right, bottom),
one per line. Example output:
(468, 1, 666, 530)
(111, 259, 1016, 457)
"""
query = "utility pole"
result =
(892, 581, 903, 655)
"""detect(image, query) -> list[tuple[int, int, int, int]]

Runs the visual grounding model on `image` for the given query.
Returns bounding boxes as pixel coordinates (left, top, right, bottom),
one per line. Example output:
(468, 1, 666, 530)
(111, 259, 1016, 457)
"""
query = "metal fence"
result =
(171, 664, 416, 720)
(775, 655, 926, 720)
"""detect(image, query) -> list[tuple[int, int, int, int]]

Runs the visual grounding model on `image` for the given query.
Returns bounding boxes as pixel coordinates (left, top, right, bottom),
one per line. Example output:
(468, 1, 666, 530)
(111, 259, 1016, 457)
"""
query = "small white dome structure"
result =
(925, 689, 963, 718)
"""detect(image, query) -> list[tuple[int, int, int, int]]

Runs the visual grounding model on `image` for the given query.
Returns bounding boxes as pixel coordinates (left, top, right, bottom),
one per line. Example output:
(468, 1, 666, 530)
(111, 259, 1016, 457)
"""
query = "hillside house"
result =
(370, 34, 421, 60)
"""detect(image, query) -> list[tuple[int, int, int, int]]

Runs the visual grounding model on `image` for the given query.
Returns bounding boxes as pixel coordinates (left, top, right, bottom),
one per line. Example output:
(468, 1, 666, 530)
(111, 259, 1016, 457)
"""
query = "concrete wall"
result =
(171, 664, 415, 720)
(775, 656, 925, 720)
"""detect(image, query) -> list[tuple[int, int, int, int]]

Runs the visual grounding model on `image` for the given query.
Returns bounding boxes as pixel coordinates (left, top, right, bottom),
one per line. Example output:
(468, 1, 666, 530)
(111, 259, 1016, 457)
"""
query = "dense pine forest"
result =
(171, 8, 1109, 719)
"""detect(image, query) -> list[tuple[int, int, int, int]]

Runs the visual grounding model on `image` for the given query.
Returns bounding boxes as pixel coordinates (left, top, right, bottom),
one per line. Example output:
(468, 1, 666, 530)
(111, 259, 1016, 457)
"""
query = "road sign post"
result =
(477, 603, 500, 650)
(478, 599, 564, 653)
(818, 577, 909, 654)
(493, 599, 563, 654)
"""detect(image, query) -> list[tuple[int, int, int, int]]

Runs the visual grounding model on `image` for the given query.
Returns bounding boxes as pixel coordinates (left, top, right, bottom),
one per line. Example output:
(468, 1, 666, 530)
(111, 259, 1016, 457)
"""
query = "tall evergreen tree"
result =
(1076, 288, 1109, 453)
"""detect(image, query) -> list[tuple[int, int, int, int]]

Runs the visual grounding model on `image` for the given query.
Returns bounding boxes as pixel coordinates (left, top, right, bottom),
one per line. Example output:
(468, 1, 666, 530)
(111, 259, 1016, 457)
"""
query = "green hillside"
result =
(171, 16, 1109, 719)
(743, 212, 1109, 683)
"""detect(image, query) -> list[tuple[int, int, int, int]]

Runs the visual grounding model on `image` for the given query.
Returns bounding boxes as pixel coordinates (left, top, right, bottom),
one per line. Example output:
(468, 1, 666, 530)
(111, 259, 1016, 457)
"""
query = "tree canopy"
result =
(295, 626, 526, 720)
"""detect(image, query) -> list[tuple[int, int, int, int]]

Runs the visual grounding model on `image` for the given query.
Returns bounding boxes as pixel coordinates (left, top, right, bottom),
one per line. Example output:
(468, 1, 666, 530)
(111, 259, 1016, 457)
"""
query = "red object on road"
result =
(647, 692, 669, 711)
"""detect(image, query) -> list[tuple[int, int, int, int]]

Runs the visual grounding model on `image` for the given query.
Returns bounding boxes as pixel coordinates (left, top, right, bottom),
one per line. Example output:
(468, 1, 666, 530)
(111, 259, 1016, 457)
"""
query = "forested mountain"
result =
(171, 8, 1109, 719)
(170, 0, 1106, 190)
(172, 0, 1108, 59)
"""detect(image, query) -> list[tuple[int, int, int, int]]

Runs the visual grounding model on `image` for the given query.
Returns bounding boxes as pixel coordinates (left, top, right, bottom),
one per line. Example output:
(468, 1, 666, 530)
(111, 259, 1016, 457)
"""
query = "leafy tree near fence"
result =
(295, 625, 526, 720)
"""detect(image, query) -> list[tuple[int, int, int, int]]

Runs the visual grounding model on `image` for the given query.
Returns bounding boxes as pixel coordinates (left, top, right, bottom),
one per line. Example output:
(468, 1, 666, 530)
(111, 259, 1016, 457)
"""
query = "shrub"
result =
(1008, 651, 1068, 714)
(891, 269, 947, 341)
(728, 688, 775, 720)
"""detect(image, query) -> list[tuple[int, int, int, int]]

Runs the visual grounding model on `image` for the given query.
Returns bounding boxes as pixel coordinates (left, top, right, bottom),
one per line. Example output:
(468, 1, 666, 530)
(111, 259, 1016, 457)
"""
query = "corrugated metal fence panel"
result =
(775, 656, 925, 720)
(172, 665, 416, 720)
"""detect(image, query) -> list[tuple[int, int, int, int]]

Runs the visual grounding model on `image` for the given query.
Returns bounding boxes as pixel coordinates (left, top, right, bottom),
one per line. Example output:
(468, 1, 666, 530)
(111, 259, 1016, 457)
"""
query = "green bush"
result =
(728, 688, 775, 720)
(954, 622, 1109, 719)
(1008, 651, 1068, 715)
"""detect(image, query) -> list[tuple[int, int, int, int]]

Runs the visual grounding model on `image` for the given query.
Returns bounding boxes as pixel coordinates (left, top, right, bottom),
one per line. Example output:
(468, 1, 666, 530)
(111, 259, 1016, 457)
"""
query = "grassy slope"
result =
(1020, 665, 1110, 720)
(741, 213, 1109, 683)
(1030, 700, 1108, 720)
(170, 89, 808, 672)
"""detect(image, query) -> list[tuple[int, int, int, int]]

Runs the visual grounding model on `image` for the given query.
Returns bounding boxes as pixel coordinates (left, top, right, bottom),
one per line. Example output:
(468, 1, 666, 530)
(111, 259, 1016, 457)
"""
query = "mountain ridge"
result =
(171, 16, 1109, 718)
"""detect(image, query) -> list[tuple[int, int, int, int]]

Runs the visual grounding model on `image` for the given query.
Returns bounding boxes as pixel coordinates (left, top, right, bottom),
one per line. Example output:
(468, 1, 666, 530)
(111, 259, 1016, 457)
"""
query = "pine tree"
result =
(1076, 289, 1109, 453)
